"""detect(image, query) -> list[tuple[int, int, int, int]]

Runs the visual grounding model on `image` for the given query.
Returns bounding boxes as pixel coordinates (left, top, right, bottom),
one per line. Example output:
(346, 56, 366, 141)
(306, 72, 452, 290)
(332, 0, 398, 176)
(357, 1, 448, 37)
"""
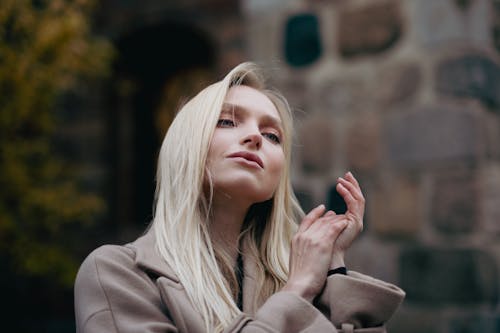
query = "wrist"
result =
(282, 280, 316, 303)
(330, 251, 345, 270)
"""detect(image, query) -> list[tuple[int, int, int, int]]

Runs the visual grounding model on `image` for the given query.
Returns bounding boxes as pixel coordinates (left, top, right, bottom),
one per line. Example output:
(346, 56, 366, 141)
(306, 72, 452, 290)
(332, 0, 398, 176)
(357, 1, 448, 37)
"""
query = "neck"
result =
(209, 193, 251, 267)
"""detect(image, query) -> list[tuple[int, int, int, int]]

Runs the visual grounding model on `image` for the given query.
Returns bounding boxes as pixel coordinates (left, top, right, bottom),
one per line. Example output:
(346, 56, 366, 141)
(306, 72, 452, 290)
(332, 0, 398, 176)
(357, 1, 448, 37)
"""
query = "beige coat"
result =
(74, 230, 404, 332)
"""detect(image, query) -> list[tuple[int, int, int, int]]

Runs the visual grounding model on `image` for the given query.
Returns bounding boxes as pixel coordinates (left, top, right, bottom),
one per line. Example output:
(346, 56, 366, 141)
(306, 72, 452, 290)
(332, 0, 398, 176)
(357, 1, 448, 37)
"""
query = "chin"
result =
(217, 182, 274, 203)
(250, 193, 274, 205)
(238, 188, 273, 204)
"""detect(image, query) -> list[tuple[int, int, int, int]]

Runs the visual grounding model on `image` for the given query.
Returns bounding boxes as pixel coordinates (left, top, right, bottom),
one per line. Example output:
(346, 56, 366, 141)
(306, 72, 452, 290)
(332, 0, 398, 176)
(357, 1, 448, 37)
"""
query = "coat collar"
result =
(241, 239, 259, 314)
(128, 227, 261, 314)
(127, 228, 180, 283)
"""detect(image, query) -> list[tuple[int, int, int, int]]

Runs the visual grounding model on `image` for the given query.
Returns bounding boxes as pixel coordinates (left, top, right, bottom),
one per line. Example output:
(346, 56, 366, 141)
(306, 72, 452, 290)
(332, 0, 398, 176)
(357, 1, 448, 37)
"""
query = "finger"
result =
(314, 212, 344, 234)
(326, 220, 349, 240)
(338, 175, 362, 195)
(307, 215, 346, 242)
(337, 176, 364, 201)
(340, 172, 359, 189)
(336, 182, 357, 207)
(336, 183, 365, 223)
(324, 210, 336, 217)
(299, 204, 326, 232)
(326, 214, 348, 224)
(310, 211, 341, 235)
(345, 171, 359, 187)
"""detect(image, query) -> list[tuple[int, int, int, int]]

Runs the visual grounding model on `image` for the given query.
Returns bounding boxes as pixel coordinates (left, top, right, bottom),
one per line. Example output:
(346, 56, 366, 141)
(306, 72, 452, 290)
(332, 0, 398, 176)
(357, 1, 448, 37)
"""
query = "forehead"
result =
(223, 85, 280, 120)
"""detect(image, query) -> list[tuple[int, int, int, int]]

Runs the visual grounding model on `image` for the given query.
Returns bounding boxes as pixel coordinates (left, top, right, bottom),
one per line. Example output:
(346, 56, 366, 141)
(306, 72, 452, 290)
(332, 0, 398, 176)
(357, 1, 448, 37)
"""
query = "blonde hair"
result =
(152, 62, 304, 332)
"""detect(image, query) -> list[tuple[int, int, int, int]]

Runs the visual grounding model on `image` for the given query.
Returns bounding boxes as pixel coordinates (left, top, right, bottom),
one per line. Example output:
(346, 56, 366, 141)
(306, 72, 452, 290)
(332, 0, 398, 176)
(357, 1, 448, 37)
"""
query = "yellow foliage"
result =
(0, 0, 113, 286)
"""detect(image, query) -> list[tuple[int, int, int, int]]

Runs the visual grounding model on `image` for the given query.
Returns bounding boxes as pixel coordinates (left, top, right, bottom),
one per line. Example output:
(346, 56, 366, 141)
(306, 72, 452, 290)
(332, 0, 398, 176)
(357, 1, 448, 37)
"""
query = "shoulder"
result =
(85, 243, 135, 264)
(76, 230, 180, 290)
(76, 244, 136, 285)
(74, 244, 143, 313)
(75, 243, 165, 331)
(84, 244, 136, 266)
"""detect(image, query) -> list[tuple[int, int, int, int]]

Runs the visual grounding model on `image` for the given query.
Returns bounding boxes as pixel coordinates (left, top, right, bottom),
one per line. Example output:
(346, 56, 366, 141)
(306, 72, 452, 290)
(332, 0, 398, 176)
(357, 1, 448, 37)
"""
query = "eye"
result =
(263, 132, 281, 144)
(217, 118, 236, 127)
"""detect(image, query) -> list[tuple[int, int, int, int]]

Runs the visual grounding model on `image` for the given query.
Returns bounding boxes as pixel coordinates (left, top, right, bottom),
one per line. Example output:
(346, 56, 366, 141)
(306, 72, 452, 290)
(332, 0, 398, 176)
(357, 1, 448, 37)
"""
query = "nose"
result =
(240, 127, 262, 149)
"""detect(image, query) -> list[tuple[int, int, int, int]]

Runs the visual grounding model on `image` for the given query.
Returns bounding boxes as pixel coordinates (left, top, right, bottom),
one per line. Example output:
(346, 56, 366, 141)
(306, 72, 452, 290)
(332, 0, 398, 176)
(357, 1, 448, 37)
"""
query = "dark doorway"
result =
(112, 22, 216, 228)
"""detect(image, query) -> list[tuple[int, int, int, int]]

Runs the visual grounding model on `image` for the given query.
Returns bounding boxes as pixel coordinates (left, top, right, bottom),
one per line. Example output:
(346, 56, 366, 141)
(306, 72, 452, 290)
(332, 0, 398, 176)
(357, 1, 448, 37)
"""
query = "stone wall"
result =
(244, 0, 500, 332)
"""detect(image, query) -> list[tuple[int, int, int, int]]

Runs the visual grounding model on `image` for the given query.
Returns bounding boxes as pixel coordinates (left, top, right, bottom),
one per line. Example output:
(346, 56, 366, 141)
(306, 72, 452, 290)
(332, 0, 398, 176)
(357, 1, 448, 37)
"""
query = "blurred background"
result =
(1, 0, 499, 332)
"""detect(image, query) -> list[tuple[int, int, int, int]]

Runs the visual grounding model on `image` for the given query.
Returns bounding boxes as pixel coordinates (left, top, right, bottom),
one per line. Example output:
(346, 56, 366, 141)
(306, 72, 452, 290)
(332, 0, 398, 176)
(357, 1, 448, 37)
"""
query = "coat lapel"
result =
(129, 228, 180, 282)
(241, 240, 260, 315)
(128, 229, 205, 333)
(129, 229, 264, 331)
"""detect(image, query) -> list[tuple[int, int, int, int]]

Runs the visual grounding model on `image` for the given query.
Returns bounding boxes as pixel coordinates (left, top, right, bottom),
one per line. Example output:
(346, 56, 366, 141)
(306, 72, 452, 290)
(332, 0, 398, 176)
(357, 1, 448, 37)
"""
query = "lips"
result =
(228, 151, 264, 168)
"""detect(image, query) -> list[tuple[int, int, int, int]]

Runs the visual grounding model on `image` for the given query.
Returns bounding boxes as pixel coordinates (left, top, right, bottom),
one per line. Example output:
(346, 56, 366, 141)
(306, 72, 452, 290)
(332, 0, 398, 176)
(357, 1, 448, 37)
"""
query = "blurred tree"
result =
(0, 0, 113, 286)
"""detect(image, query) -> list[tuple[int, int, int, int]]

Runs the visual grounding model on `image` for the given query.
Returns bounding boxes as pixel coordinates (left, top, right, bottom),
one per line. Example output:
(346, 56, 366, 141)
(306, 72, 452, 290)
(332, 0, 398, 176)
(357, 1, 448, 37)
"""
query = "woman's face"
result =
(206, 85, 285, 206)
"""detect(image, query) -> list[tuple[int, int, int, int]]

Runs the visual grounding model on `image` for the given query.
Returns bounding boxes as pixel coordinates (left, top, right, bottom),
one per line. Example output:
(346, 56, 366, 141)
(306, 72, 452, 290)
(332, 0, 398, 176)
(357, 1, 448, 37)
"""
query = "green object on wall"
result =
(284, 14, 322, 67)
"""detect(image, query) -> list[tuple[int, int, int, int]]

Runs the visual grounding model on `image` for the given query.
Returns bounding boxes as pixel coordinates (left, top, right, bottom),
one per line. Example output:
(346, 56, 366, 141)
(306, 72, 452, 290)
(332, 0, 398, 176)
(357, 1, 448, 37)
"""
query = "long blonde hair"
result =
(152, 62, 303, 332)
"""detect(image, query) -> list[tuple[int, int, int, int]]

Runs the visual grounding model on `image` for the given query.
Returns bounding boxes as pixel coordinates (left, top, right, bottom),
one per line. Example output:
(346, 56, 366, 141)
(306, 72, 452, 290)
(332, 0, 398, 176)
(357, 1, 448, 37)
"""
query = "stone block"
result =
(484, 112, 500, 159)
(245, 14, 281, 65)
(345, 114, 381, 172)
(400, 248, 498, 305)
(480, 164, 500, 234)
(368, 172, 421, 238)
(284, 13, 322, 67)
(448, 313, 500, 333)
(314, 78, 368, 116)
(386, 306, 441, 333)
(338, 0, 402, 58)
(297, 116, 335, 174)
(374, 63, 422, 106)
(278, 79, 309, 116)
(383, 105, 483, 166)
(241, 0, 291, 16)
(294, 187, 315, 213)
(412, 0, 491, 47)
(345, 237, 400, 285)
(436, 54, 500, 109)
(432, 167, 479, 234)
(494, 0, 500, 53)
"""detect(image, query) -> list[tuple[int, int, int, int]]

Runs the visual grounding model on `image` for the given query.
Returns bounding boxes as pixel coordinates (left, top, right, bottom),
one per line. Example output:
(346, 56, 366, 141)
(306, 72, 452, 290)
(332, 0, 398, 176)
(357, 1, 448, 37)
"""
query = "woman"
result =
(75, 62, 404, 333)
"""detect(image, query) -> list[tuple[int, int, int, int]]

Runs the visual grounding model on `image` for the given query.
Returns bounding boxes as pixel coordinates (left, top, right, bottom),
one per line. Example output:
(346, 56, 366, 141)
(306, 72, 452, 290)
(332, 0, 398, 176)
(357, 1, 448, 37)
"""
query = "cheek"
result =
(207, 134, 220, 160)
(269, 149, 285, 176)
(266, 152, 285, 199)
(206, 132, 227, 165)
(205, 140, 221, 182)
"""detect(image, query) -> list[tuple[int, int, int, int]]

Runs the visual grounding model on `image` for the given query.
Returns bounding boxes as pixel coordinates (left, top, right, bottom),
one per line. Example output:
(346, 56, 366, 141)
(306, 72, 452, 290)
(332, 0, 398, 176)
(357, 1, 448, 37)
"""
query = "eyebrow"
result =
(221, 102, 283, 132)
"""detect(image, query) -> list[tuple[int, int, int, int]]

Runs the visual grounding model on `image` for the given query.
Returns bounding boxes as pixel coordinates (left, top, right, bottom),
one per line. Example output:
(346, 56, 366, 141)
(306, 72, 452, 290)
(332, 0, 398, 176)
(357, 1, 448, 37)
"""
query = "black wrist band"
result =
(327, 266, 347, 276)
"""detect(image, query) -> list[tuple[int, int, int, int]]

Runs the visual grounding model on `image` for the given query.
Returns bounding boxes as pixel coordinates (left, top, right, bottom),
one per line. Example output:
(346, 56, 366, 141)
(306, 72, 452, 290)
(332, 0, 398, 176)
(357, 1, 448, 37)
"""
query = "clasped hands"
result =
(283, 172, 365, 302)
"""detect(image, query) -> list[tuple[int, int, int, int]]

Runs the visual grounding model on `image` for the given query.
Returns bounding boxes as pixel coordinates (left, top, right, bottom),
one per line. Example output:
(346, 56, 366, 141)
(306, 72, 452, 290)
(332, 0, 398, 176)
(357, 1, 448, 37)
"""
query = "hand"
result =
(329, 171, 365, 269)
(283, 205, 348, 302)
